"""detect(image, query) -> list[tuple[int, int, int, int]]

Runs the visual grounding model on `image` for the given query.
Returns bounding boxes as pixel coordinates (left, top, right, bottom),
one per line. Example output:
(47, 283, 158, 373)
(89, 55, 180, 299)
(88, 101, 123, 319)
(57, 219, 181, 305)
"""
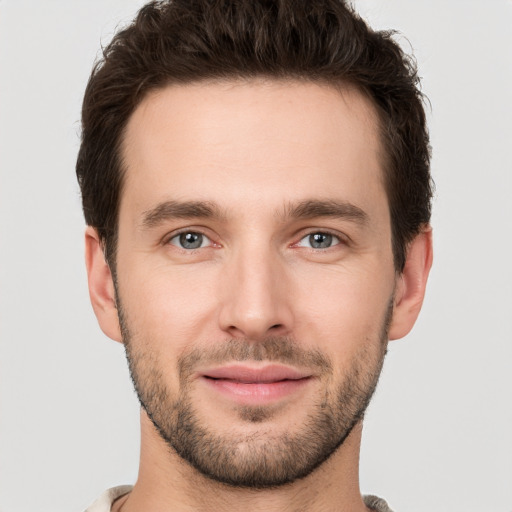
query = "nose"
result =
(218, 245, 294, 340)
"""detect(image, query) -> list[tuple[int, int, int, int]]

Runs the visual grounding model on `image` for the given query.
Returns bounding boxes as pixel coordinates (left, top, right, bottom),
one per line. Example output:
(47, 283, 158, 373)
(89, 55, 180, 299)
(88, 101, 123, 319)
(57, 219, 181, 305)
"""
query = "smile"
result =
(199, 364, 313, 404)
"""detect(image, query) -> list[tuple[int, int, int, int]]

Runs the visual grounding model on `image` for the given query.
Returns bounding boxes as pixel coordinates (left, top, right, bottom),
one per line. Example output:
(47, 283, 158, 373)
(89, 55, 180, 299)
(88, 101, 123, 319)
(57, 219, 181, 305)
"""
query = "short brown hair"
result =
(76, 0, 432, 271)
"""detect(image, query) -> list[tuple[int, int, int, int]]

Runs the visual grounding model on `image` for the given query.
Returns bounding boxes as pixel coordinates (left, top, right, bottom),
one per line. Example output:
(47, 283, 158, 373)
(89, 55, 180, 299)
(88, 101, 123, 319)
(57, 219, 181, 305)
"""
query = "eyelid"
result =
(292, 229, 349, 249)
(161, 227, 349, 250)
(163, 227, 220, 248)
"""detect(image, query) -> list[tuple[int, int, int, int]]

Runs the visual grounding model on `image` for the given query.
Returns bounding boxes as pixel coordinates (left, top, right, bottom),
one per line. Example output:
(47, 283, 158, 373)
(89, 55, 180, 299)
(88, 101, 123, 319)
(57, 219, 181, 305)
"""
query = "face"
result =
(114, 80, 397, 487)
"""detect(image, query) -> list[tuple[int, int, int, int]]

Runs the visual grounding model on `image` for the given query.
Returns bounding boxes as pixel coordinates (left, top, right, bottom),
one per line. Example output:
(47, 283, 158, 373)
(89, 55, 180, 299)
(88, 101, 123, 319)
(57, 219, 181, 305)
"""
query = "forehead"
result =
(120, 80, 386, 223)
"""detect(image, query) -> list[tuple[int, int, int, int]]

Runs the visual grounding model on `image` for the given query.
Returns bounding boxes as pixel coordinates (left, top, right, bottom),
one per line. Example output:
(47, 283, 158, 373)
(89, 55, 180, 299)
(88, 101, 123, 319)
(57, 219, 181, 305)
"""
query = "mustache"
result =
(178, 337, 333, 380)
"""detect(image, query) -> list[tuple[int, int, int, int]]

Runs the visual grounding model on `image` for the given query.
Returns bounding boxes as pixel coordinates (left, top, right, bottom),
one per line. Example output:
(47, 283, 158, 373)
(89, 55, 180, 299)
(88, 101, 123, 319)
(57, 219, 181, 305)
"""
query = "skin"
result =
(85, 80, 432, 511)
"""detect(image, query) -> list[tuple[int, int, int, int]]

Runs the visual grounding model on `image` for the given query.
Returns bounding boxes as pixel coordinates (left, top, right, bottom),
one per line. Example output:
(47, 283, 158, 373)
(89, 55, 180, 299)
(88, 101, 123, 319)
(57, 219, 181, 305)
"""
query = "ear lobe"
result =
(388, 227, 433, 341)
(84, 227, 123, 343)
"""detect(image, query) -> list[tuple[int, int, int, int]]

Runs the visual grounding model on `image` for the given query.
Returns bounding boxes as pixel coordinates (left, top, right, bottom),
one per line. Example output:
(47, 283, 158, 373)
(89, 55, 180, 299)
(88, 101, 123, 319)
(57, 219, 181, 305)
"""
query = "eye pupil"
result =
(310, 233, 332, 249)
(179, 232, 203, 249)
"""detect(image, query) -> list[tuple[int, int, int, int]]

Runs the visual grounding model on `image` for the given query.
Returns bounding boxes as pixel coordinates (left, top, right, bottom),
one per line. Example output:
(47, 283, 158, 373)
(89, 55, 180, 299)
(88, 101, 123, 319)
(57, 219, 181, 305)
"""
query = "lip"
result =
(202, 364, 310, 383)
(198, 364, 313, 405)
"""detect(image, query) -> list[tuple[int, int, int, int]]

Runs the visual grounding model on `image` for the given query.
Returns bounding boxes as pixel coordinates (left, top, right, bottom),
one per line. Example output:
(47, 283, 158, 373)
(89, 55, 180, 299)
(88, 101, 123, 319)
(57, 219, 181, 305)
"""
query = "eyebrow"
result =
(283, 199, 369, 225)
(140, 198, 369, 229)
(141, 200, 226, 228)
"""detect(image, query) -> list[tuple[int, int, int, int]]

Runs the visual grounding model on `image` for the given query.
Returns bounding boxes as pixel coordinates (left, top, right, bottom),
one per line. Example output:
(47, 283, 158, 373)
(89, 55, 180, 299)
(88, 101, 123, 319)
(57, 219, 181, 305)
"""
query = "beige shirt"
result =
(84, 486, 395, 511)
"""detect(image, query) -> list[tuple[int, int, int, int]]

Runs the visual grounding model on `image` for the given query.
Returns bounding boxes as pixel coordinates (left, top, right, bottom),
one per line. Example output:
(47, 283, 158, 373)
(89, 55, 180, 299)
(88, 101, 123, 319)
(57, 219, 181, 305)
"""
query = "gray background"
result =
(0, 1, 511, 511)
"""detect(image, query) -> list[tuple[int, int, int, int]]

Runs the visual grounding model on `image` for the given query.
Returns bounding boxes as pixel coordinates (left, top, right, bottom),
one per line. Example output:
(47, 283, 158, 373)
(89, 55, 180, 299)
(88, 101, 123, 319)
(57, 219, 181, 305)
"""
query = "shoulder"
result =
(84, 486, 133, 512)
(363, 494, 395, 512)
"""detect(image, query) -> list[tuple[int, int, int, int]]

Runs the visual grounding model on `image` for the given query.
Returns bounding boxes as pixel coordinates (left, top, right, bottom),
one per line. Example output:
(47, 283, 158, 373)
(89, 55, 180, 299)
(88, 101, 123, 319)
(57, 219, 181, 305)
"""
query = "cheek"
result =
(118, 261, 220, 349)
(293, 265, 394, 350)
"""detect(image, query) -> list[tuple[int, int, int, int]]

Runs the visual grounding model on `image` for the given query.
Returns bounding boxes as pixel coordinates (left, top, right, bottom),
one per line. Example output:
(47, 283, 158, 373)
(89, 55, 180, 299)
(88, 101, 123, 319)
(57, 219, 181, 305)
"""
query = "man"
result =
(78, 0, 433, 510)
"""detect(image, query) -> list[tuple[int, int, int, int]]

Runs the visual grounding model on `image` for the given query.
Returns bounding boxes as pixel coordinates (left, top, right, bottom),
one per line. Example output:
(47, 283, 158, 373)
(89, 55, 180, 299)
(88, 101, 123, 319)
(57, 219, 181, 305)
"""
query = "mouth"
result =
(199, 364, 313, 404)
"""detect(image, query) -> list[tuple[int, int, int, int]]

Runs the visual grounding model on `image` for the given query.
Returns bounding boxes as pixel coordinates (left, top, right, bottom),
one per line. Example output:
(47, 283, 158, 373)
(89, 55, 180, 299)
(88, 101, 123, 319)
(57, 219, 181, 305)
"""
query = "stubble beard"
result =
(119, 301, 392, 489)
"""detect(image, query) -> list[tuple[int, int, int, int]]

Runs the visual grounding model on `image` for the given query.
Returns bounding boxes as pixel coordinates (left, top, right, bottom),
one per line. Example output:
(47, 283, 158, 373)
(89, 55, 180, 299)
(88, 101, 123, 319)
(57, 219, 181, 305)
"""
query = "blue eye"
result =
(297, 232, 341, 249)
(169, 232, 211, 249)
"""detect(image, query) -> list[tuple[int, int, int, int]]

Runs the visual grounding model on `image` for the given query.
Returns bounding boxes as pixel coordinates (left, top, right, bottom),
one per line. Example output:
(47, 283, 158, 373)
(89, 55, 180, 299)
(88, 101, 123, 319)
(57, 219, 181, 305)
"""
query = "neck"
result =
(117, 411, 370, 512)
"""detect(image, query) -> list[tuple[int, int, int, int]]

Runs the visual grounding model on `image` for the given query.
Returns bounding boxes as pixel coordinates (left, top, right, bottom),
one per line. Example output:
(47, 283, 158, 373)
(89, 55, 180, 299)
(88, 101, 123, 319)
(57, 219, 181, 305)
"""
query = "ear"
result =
(84, 227, 123, 343)
(388, 226, 433, 340)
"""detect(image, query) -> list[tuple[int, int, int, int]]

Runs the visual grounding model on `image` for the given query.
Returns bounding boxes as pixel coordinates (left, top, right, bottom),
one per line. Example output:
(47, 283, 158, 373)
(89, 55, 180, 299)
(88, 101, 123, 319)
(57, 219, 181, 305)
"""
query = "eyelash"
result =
(164, 228, 348, 252)
(293, 230, 347, 250)
(165, 229, 216, 250)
